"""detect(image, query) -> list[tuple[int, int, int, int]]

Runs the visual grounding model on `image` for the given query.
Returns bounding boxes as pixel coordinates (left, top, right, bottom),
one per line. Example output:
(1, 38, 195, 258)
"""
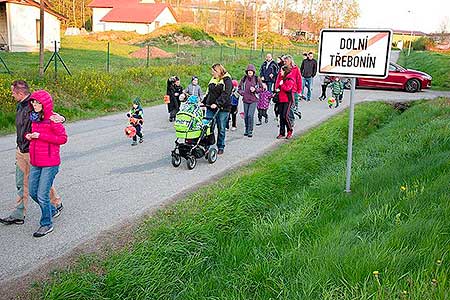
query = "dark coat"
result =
(259, 60, 279, 83)
(15, 94, 32, 153)
(204, 75, 233, 112)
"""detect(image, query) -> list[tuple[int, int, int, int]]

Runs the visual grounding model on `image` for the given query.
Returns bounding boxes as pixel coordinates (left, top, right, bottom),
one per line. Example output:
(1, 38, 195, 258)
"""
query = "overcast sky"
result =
(357, 0, 450, 33)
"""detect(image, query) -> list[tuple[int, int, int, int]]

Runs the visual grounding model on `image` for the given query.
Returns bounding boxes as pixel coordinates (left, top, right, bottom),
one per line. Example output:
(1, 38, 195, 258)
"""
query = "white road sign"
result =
(318, 29, 392, 78)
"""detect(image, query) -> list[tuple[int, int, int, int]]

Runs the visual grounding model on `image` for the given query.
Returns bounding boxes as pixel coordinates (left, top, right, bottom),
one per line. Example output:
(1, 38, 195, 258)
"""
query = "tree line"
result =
(51, 0, 359, 38)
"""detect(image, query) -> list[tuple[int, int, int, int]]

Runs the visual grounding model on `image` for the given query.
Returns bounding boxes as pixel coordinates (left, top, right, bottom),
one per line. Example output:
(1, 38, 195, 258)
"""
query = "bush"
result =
(412, 37, 434, 51)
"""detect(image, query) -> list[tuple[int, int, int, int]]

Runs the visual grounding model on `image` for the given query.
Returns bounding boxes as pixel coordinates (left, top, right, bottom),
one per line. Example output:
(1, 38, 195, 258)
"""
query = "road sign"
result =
(318, 29, 392, 78)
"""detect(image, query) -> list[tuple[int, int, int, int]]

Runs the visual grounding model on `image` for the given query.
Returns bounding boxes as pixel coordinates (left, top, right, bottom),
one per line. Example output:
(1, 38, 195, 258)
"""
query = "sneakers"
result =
(265, 117, 268, 123)
(286, 131, 293, 139)
(217, 149, 224, 155)
(52, 202, 63, 218)
(244, 133, 248, 136)
(294, 110, 302, 119)
(131, 141, 138, 146)
(231, 127, 237, 131)
(33, 225, 53, 238)
(276, 134, 285, 139)
(248, 134, 253, 138)
(139, 137, 144, 143)
(256, 120, 262, 126)
(0, 216, 25, 225)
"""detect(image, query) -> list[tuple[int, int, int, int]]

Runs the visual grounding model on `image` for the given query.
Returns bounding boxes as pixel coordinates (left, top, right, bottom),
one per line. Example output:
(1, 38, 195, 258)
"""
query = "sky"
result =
(357, 0, 450, 34)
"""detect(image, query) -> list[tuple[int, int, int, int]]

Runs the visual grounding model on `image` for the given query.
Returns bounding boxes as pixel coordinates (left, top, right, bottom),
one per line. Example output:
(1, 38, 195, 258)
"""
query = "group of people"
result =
(0, 81, 67, 238)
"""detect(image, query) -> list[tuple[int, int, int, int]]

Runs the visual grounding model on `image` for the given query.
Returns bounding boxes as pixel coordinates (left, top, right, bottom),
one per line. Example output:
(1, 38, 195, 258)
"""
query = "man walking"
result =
(259, 53, 279, 92)
(300, 52, 317, 102)
(0, 80, 63, 225)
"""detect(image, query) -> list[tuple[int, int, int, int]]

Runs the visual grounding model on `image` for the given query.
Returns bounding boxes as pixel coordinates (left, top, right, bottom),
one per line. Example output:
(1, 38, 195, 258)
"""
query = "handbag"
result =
(272, 92, 279, 104)
(164, 95, 170, 104)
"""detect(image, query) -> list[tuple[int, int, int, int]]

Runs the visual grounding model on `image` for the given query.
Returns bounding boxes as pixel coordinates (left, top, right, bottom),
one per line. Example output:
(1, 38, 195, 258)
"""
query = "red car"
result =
(339, 62, 432, 92)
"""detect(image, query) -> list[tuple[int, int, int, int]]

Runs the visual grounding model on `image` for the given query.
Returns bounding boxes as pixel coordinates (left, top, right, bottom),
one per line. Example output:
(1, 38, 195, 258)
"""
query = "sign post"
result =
(318, 29, 392, 192)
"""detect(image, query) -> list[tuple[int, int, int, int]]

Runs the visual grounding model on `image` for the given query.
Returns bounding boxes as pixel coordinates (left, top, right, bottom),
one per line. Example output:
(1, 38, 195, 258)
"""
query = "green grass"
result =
(33, 99, 450, 299)
(397, 50, 450, 90)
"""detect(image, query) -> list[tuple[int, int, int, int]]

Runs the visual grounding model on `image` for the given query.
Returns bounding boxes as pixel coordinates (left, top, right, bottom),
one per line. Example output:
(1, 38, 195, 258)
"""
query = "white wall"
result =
(92, 7, 111, 32)
(7, 3, 60, 52)
(93, 6, 176, 35)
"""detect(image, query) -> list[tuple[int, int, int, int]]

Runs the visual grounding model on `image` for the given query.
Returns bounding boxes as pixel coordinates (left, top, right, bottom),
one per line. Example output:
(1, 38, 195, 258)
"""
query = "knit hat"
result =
(187, 95, 199, 104)
(132, 97, 141, 106)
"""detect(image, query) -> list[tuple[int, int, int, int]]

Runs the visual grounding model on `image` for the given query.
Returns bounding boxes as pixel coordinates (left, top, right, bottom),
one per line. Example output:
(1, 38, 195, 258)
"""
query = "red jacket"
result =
(290, 65, 302, 94)
(28, 90, 67, 167)
(275, 72, 296, 103)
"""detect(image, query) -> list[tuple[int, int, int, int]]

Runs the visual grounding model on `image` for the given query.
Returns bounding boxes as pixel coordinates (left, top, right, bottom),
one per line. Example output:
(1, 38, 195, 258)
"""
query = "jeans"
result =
(29, 166, 59, 227)
(303, 77, 313, 101)
(243, 102, 257, 135)
(206, 109, 229, 151)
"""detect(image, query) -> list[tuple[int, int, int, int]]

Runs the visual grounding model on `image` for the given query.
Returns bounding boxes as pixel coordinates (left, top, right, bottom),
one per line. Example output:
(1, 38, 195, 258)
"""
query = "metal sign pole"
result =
(345, 77, 356, 193)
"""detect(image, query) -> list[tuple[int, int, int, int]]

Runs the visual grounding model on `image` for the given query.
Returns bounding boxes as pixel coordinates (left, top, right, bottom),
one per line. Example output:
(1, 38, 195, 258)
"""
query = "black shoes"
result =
(0, 216, 25, 225)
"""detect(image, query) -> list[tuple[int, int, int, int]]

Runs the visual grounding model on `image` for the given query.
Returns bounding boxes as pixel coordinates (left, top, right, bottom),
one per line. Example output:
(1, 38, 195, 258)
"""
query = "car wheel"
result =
(405, 79, 421, 93)
(207, 148, 218, 164)
(186, 156, 197, 170)
(171, 154, 181, 167)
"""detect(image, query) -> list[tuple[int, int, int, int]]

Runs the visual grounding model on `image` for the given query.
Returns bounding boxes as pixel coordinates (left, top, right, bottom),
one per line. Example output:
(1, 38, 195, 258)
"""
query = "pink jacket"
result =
(28, 90, 67, 167)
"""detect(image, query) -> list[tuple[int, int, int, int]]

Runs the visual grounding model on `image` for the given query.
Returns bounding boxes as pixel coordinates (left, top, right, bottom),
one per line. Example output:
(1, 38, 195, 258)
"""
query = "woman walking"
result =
(275, 65, 295, 139)
(238, 64, 263, 138)
(203, 63, 233, 155)
(26, 90, 67, 237)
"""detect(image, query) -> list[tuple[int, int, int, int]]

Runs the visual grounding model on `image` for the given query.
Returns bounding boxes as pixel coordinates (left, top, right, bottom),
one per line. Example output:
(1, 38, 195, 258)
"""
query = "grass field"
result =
(32, 99, 450, 299)
(397, 50, 450, 90)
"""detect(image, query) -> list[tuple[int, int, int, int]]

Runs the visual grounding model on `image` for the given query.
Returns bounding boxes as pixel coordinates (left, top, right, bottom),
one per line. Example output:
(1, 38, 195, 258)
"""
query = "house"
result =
(88, 0, 177, 35)
(0, 0, 66, 52)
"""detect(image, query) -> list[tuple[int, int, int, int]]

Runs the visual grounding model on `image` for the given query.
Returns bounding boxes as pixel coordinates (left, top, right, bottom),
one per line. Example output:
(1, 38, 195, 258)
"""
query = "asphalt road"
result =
(0, 55, 448, 287)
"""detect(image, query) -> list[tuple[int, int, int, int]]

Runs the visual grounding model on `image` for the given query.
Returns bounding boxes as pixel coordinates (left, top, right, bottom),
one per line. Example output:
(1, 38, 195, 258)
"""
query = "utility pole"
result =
(253, 0, 259, 50)
(39, 0, 44, 77)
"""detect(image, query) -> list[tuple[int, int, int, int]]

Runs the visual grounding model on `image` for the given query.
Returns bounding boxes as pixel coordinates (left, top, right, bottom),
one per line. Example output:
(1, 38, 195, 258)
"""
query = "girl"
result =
(227, 79, 239, 131)
(167, 76, 183, 122)
(238, 64, 263, 138)
(256, 83, 272, 126)
(127, 97, 144, 146)
(275, 65, 295, 139)
(184, 76, 203, 100)
(26, 90, 67, 237)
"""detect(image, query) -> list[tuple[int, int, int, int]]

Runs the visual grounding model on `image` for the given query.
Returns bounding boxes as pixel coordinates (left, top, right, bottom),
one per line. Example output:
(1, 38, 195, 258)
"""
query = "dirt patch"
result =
(130, 46, 175, 59)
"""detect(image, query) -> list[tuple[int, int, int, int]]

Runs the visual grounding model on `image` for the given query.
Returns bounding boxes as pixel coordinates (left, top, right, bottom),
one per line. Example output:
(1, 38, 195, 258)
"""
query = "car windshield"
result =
(390, 62, 407, 72)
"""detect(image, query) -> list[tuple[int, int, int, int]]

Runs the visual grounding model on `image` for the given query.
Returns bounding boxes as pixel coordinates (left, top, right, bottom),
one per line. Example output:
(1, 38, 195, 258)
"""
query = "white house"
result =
(0, 0, 65, 52)
(88, 0, 177, 35)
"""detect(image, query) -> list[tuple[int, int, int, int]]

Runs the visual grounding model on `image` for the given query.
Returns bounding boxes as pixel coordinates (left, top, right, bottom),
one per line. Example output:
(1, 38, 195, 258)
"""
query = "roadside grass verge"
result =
(398, 50, 450, 90)
(35, 99, 450, 299)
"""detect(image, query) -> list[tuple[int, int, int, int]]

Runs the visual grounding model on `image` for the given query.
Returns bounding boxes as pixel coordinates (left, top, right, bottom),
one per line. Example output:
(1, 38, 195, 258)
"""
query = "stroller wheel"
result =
(207, 148, 218, 164)
(186, 156, 197, 170)
(171, 154, 181, 167)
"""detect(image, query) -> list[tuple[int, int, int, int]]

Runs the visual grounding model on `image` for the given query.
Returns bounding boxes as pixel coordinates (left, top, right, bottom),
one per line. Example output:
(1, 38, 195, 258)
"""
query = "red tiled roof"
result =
(393, 29, 428, 36)
(100, 4, 170, 24)
(0, 0, 67, 20)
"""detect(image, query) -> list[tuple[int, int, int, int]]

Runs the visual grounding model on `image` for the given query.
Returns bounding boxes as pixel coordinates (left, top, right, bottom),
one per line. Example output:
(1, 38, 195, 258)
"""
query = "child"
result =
(319, 75, 331, 101)
(26, 90, 67, 237)
(127, 97, 144, 146)
(256, 83, 272, 125)
(184, 76, 203, 100)
(167, 76, 183, 122)
(328, 76, 344, 108)
(227, 79, 239, 131)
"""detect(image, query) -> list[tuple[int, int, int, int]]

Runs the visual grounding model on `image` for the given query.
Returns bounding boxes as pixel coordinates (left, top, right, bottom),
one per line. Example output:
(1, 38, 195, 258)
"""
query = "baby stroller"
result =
(171, 96, 218, 170)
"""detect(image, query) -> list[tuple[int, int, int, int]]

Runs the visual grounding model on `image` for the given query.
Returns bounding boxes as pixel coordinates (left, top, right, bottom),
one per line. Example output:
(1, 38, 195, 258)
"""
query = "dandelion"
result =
(400, 186, 407, 191)
(402, 290, 407, 295)
(436, 259, 442, 266)
(431, 278, 438, 286)
(373, 271, 379, 277)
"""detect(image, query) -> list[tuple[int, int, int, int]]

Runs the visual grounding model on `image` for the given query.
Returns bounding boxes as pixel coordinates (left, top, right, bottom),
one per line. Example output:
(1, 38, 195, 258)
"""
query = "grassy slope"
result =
(36, 99, 450, 299)
(397, 50, 450, 90)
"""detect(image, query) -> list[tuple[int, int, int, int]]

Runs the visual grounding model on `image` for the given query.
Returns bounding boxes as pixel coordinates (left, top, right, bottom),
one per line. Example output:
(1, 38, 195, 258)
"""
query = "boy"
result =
(328, 77, 344, 108)
(127, 97, 144, 146)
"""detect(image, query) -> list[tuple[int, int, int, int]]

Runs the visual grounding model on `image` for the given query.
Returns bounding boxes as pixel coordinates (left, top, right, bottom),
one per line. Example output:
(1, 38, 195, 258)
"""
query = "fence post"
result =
(106, 42, 110, 72)
(54, 41, 58, 81)
(234, 43, 237, 59)
(220, 44, 223, 62)
(260, 44, 264, 59)
(146, 45, 150, 67)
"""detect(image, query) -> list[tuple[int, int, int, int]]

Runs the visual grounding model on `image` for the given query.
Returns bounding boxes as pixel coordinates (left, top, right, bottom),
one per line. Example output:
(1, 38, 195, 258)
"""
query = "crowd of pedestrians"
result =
(1, 51, 346, 238)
